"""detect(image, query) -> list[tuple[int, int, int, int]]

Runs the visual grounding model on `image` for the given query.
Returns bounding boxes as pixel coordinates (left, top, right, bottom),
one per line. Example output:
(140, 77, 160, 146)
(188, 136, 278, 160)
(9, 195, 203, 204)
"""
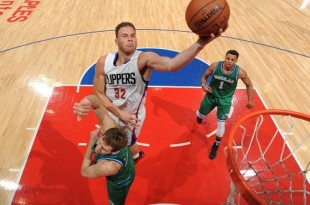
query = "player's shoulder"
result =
(97, 55, 108, 64)
(237, 65, 246, 72)
(95, 55, 109, 74)
(210, 61, 218, 66)
(208, 62, 218, 70)
(238, 67, 248, 78)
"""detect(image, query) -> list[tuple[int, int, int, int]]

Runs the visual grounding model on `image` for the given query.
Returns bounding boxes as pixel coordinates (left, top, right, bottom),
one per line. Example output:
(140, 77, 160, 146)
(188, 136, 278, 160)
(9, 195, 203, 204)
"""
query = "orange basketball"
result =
(185, 0, 230, 36)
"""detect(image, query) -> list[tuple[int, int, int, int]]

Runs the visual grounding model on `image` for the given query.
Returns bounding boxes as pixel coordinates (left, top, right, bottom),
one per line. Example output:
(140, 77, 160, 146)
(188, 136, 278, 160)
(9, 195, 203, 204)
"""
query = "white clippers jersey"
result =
(104, 50, 148, 114)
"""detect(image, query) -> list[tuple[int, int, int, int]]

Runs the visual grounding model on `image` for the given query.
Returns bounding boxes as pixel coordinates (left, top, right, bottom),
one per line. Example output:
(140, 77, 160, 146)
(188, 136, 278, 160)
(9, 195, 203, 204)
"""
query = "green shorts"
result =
(198, 93, 232, 121)
(107, 172, 135, 205)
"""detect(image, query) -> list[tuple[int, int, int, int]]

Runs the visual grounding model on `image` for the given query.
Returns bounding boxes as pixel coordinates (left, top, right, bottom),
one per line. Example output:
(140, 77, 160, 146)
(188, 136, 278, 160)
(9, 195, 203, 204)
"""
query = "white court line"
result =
(26, 127, 37, 131)
(170, 142, 191, 147)
(282, 132, 294, 136)
(9, 93, 51, 205)
(300, 0, 309, 9)
(206, 129, 217, 138)
(9, 169, 21, 172)
(77, 63, 96, 93)
(228, 106, 234, 118)
(137, 142, 150, 147)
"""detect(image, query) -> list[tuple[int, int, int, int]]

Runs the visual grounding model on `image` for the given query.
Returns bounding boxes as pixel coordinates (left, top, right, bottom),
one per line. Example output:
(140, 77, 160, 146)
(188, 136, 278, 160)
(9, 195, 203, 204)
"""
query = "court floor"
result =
(10, 86, 308, 204)
(1, 1, 309, 204)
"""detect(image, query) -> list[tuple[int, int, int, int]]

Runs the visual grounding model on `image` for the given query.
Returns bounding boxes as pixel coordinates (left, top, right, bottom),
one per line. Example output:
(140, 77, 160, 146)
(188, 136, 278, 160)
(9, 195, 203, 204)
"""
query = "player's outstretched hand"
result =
(197, 25, 228, 47)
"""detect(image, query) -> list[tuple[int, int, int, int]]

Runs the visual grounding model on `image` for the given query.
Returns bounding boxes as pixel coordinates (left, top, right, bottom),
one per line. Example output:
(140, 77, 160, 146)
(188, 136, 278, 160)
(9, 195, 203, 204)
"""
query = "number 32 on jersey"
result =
(114, 88, 126, 99)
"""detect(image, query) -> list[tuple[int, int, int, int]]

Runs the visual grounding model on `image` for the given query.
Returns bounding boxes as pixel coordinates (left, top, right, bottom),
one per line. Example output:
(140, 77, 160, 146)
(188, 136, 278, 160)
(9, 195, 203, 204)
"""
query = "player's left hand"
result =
(119, 109, 139, 128)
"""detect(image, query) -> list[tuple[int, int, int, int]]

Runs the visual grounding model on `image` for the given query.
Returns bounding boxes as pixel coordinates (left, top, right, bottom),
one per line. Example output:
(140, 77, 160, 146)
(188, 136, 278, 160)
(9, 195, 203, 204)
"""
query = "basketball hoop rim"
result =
(226, 109, 310, 205)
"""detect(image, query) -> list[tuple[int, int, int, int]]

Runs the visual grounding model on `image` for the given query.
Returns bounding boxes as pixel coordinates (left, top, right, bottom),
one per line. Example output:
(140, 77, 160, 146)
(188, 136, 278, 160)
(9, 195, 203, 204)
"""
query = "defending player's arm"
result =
(73, 93, 120, 129)
(82, 95, 118, 132)
(200, 63, 216, 93)
(78, 96, 122, 178)
(93, 56, 138, 127)
(239, 68, 254, 108)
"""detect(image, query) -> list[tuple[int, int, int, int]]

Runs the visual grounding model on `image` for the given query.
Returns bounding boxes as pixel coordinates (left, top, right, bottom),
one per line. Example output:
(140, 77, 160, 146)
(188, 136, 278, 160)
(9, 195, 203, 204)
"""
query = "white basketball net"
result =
(224, 111, 310, 205)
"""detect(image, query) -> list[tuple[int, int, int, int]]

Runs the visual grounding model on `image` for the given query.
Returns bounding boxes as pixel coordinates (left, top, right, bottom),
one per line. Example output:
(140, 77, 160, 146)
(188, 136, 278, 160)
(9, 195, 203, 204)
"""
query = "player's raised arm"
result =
(144, 32, 222, 73)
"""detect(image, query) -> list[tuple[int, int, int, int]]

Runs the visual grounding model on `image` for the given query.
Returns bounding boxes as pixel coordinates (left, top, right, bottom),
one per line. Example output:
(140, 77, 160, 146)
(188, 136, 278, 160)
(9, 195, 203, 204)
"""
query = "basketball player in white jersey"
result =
(76, 22, 224, 162)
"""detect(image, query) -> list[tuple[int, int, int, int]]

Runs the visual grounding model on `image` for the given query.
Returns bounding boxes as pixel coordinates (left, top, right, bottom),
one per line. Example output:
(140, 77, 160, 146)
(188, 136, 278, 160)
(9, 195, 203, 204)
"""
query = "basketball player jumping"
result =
(196, 50, 254, 159)
(86, 22, 224, 162)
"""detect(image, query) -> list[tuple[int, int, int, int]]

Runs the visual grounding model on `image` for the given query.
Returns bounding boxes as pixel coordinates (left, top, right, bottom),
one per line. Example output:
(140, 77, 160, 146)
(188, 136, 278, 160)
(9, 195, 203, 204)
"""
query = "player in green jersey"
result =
(74, 95, 135, 205)
(196, 50, 254, 159)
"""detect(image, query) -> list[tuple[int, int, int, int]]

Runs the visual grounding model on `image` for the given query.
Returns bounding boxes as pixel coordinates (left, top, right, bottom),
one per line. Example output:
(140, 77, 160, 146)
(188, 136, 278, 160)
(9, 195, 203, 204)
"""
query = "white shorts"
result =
(108, 105, 146, 146)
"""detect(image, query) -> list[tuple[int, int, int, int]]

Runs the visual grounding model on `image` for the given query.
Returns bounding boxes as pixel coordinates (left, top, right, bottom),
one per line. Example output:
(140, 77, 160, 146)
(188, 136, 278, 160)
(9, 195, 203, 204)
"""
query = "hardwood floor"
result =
(0, 0, 309, 204)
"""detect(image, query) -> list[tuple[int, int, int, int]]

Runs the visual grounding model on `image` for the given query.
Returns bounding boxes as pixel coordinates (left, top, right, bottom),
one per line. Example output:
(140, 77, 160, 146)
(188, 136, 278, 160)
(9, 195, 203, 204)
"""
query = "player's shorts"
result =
(107, 171, 135, 205)
(108, 105, 146, 146)
(198, 94, 232, 121)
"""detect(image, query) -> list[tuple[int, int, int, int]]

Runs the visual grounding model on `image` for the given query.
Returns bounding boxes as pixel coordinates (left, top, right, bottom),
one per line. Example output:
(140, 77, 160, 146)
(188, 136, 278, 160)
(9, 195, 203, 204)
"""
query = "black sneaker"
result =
(134, 151, 145, 164)
(209, 143, 219, 159)
(197, 117, 202, 124)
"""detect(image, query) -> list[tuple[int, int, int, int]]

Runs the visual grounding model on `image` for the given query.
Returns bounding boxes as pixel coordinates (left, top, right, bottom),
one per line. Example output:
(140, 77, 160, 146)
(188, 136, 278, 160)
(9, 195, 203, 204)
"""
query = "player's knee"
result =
(216, 121, 226, 138)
